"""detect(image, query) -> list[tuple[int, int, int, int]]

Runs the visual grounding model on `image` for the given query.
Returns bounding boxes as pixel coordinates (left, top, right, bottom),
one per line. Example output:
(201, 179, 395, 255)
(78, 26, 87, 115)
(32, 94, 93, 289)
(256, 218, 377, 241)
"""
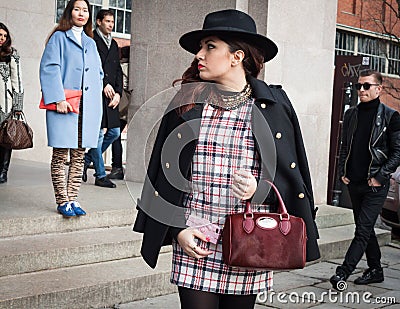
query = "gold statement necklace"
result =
(208, 83, 252, 110)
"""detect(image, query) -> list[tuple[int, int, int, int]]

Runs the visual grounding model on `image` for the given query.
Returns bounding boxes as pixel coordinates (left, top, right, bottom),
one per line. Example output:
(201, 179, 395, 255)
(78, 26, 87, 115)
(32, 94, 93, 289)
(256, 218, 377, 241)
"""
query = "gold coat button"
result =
(298, 193, 305, 199)
(261, 103, 266, 109)
(290, 162, 296, 169)
(154, 191, 159, 197)
(165, 162, 170, 169)
(177, 133, 182, 139)
(276, 132, 282, 139)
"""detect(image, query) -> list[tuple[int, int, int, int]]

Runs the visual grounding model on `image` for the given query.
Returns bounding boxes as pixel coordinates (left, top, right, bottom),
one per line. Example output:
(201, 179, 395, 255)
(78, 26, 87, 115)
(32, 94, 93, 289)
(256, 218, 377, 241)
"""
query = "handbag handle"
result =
(243, 180, 292, 235)
(12, 111, 28, 122)
(244, 180, 288, 216)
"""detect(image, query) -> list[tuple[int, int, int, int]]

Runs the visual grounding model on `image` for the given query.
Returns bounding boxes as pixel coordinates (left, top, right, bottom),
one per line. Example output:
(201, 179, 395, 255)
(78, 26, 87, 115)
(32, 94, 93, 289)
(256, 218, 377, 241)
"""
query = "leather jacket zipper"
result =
(368, 126, 387, 178)
(376, 149, 388, 159)
(368, 129, 374, 179)
(372, 127, 386, 147)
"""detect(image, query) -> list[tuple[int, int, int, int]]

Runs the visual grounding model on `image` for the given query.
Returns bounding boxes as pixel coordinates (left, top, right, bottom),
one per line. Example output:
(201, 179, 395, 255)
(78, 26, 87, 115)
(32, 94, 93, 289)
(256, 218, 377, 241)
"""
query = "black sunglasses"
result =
(354, 83, 380, 90)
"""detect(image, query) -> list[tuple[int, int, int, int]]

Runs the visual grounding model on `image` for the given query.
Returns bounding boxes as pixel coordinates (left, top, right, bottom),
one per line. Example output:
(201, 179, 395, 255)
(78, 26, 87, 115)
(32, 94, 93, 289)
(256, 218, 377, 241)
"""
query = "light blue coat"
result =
(40, 29, 103, 148)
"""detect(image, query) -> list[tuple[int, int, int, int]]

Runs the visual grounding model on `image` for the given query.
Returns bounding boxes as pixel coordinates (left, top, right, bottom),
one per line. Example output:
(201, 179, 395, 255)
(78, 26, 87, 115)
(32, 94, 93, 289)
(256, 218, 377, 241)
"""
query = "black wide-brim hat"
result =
(179, 9, 278, 63)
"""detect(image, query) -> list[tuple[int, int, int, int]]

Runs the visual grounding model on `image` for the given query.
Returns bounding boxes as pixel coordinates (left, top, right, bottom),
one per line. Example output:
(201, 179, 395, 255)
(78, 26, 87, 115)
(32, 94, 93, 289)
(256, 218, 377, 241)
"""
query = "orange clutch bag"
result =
(39, 89, 82, 114)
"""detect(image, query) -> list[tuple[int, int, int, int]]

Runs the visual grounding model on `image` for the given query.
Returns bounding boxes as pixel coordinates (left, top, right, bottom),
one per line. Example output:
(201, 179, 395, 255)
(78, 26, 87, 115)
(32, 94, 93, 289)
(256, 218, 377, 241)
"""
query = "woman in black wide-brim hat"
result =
(133, 9, 320, 308)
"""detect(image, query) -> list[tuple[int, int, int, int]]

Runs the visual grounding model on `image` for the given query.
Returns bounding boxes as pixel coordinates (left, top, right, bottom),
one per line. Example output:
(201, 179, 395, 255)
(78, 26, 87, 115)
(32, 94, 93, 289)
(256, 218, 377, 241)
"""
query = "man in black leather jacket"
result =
(330, 70, 400, 290)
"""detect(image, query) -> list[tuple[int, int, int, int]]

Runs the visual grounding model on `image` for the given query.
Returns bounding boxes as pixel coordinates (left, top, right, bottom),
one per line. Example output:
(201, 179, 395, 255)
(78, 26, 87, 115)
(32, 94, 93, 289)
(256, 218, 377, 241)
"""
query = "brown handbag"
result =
(222, 181, 307, 271)
(0, 112, 33, 150)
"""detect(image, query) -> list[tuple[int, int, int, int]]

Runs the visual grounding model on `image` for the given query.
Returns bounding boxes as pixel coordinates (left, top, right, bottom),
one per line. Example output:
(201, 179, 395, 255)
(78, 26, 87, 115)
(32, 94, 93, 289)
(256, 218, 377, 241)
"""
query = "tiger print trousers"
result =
(51, 108, 85, 206)
(51, 147, 85, 205)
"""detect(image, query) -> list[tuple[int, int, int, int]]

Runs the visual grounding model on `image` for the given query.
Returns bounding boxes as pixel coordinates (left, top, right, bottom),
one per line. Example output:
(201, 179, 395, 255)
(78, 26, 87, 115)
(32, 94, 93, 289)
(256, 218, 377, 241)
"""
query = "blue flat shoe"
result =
(57, 202, 76, 218)
(70, 201, 86, 216)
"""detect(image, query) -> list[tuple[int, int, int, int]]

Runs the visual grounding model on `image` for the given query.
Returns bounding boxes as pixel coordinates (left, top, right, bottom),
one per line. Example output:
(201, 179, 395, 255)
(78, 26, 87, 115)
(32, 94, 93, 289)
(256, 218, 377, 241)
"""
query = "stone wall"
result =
(1, 1, 56, 163)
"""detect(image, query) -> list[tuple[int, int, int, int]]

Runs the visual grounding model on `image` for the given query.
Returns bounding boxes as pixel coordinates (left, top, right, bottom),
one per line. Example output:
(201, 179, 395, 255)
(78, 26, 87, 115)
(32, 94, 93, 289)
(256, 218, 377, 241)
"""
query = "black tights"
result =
(178, 286, 257, 309)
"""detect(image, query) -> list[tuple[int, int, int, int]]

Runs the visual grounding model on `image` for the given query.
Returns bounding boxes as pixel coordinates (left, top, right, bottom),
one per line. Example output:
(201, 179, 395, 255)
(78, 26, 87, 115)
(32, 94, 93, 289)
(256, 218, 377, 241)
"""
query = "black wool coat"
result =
(93, 31, 123, 129)
(133, 76, 321, 268)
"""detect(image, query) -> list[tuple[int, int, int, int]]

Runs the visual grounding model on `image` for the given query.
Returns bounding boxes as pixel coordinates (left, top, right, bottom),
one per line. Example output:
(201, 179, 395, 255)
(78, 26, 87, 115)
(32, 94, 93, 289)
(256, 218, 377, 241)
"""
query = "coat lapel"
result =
(248, 76, 277, 104)
(93, 31, 110, 62)
(65, 29, 83, 49)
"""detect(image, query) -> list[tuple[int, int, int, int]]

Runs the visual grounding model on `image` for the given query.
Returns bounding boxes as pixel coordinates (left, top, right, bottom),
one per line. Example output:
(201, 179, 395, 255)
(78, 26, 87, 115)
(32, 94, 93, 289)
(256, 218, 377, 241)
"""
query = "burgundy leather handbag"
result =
(222, 181, 307, 271)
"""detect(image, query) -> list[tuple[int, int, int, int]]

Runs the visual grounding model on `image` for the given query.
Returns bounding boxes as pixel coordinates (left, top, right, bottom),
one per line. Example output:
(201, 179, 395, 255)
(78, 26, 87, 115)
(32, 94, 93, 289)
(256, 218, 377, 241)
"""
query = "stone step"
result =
(0, 226, 142, 277)
(318, 224, 391, 260)
(0, 225, 172, 278)
(0, 208, 136, 238)
(315, 204, 354, 229)
(0, 253, 176, 309)
(0, 203, 349, 239)
(0, 208, 385, 278)
(0, 225, 391, 309)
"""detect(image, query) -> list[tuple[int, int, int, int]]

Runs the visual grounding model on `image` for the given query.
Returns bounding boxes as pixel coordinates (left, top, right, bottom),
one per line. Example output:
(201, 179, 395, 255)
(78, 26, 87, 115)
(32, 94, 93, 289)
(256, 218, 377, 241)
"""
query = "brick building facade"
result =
(336, 0, 400, 110)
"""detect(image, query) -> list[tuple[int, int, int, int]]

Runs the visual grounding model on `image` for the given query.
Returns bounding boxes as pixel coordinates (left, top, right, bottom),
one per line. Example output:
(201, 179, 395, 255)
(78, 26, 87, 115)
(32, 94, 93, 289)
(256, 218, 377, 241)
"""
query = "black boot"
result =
(95, 176, 116, 188)
(354, 268, 384, 285)
(330, 269, 348, 291)
(0, 147, 12, 183)
(107, 167, 124, 180)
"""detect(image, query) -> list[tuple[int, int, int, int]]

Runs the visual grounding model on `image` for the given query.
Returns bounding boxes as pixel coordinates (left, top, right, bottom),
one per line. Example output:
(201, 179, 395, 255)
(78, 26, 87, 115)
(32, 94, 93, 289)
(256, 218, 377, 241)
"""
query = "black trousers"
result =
(111, 118, 127, 168)
(338, 181, 389, 276)
(178, 286, 257, 309)
(0, 146, 12, 173)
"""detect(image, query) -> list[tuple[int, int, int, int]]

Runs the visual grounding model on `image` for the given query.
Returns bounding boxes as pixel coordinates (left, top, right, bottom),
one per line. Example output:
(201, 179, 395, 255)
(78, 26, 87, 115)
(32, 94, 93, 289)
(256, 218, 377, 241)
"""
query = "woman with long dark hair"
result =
(133, 9, 320, 309)
(0, 23, 24, 183)
(40, 0, 103, 217)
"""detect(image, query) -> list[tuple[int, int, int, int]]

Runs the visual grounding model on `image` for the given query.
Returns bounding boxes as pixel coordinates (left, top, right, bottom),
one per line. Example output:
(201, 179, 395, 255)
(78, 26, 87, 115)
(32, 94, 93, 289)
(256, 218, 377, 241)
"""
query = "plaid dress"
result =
(171, 98, 273, 295)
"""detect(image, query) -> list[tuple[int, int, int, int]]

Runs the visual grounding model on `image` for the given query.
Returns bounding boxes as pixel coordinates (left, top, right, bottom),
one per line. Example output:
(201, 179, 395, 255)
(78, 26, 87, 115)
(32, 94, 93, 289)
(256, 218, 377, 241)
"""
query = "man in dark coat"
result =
(330, 70, 400, 290)
(82, 9, 123, 188)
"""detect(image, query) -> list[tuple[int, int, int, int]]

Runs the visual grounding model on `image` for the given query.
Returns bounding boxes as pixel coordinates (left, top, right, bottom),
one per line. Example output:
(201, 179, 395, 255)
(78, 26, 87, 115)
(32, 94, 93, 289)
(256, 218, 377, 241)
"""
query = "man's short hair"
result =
(359, 69, 383, 84)
(96, 9, 114, 21)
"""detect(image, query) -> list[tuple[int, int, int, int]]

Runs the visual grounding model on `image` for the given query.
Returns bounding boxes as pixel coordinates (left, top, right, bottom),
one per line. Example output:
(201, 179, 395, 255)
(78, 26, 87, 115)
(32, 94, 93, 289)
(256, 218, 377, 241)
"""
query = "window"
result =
(381, 1, 386, 22)
(335, 30, 400, 76)
(389, 43, 400, 75)
(336, 31, 355, 55)
(90, 0, 104, 27)
(352, 0, 356, 14)
(55, 0, 131, 35)
(56, 0, 68, 20)
(108, 0, 131, 35)
(357, 36, 386, 73)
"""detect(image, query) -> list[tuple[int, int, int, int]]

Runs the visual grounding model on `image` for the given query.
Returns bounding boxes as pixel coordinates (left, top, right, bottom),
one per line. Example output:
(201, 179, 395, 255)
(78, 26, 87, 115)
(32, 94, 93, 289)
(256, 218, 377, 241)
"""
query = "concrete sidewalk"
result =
(115, 243, 400, 308)
(1, 159, 399, 308)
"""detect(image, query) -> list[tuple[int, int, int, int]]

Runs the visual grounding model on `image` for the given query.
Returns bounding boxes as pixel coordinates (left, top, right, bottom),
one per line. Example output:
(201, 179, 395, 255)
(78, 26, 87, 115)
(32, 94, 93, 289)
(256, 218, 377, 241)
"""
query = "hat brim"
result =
(179, 29, 278, 63)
